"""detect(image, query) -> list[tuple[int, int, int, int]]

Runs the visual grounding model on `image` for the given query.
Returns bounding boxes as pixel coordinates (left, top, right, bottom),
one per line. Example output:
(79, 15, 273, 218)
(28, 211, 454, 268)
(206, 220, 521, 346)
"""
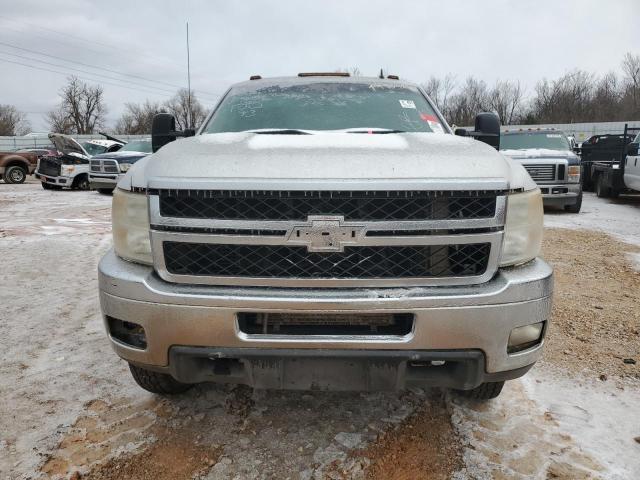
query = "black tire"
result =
(595, 175, 610, 198)
(564, 191, 582, 213)
(97, 188, 114, 195)
(128, 363, 192, 394)
(457, 381, 505, 400)
(41, 181, 62, 190)
(4, 165, 27, 184)
(72, 175, 90, 190)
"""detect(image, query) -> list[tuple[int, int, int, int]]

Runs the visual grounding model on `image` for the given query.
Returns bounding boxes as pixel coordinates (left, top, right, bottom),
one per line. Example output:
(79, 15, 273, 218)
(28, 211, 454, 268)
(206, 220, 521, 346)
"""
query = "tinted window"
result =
(203, 81, 445, 133)
(120, 140, 152, 153)
(500, 132, 570, 151)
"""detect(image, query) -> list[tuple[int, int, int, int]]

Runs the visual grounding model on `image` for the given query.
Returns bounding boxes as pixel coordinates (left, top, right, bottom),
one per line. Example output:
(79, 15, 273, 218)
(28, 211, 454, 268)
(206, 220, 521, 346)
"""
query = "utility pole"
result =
(186, 22, 192, 129)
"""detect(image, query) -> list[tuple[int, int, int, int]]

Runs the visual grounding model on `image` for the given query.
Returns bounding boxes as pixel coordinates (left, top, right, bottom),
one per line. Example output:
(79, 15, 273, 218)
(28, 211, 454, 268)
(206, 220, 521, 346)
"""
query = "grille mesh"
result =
(163, 242, 490, 279)
(38, 158, 60, 177)
(523, 164, 556, 182)
(158, 190, 497, 221)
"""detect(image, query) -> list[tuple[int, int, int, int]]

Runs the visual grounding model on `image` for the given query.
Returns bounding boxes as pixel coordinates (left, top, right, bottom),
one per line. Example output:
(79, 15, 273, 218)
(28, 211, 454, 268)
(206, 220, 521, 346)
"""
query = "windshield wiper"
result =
(249, 129, 312, 135)
(346, 128, 406, 134)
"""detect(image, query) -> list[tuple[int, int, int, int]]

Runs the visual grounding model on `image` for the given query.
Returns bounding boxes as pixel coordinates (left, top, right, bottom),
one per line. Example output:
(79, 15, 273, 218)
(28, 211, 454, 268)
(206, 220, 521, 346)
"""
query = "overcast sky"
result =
(1, 0, 638, 131)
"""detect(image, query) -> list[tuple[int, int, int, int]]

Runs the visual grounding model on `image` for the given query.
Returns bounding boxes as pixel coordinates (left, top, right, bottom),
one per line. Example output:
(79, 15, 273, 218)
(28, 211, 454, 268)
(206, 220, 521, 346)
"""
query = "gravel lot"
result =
(1, 181, 639, 480)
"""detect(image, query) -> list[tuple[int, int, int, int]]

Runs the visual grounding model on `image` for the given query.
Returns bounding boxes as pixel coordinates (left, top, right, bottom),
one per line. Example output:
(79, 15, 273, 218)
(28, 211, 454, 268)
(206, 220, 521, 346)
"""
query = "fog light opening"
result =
(508, 321, 545, 354)
(107, 316, 147, 349)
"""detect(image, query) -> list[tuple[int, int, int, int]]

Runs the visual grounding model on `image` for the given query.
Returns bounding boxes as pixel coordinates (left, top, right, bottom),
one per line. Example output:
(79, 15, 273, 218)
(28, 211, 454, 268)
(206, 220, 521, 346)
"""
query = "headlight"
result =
(119, 163, 131, 173)
(500, 188, 543, 266)
(112, 188, 152, 265)
(568, 165, 580, 183)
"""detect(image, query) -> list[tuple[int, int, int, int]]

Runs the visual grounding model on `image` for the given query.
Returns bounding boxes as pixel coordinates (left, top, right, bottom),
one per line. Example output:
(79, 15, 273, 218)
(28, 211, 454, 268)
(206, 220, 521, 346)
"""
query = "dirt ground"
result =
(1, 182, 639, 480)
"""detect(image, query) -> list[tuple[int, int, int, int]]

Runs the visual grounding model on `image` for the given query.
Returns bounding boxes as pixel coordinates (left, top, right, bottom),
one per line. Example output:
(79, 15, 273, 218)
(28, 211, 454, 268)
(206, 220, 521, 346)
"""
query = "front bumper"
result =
(34, 172, 71, 186)
(539, 182, 581, 206)
(99, 250, 553, 389)
(89, 173, 122, 190)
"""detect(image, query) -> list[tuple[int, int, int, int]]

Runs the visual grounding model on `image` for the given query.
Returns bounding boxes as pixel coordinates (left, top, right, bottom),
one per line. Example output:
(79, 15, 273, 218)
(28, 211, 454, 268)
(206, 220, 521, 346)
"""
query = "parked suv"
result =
(500, 129, 582, 213)
(89, 138, 152, 194)
(99, 74, 552, 400)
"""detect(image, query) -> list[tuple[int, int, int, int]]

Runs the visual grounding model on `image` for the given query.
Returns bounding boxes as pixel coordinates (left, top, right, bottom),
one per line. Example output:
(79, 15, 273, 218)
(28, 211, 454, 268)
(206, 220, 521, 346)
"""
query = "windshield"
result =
(203, 81, 445, 133)
(501, 132, 571, 151)
(81, 142, 108, 156)
(120, 139, 152, 153)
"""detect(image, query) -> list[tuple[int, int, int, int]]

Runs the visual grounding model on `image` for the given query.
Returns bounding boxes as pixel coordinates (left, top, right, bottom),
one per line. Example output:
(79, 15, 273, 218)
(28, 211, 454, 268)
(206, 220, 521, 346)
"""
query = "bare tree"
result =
(487, 80, 524, 125)
(115, 100, 163, 134)
(621, 52, 640, 117)
(447, 77, 490, 126)
(530, 70, 594, 123)
(46, 76, 107, 134)
(164, 89, 206, 130)
(0, 104, 31, 135)
(422, 74, 456, 119)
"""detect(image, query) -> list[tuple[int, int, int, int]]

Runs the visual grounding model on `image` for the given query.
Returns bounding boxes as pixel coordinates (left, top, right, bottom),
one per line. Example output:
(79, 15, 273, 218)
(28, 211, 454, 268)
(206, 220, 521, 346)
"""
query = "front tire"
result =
(72, 175, 90, 190)
(564, 191, 582, 213)
(457, 381, 505, 400)
(128, 363, 192, 394)
(596, 175, 610, 198)
(4, 165, 27, 184)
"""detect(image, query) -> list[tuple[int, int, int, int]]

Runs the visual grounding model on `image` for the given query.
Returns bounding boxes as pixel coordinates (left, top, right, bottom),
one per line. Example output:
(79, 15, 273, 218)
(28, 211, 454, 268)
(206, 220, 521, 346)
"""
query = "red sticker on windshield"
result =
(420, 113, 438, 122)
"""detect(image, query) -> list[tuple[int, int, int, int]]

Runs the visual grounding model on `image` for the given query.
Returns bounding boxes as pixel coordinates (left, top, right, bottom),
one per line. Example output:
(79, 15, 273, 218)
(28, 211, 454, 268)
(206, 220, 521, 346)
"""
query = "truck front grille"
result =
(91, 160, 118, 173)
(38, 157, 60, 177)
(163, 242, 491, 279)
(523, 164, 556, 182)
(158, 190, 498, 221)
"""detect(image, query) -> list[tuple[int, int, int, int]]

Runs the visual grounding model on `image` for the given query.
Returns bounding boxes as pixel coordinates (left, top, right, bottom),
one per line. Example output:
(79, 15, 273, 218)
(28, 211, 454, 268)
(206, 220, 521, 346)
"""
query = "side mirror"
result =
(626, 142, 639, 156)
(151, 113, 196, 153)
(473, 112, 501, 149)
(454, 128, 468, 137)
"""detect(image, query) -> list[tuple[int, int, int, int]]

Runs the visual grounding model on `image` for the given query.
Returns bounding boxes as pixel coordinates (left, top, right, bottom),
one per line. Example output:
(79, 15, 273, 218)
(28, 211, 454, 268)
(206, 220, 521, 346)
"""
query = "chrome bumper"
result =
(89, 173, 121, 189)
(99, 249, 553, 378)
(539, 182, 581, 205)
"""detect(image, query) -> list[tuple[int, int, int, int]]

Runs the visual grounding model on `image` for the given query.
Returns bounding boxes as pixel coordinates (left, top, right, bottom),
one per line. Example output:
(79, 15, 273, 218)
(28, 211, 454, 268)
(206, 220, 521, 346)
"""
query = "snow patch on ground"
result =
(544, 192, 640, 247)
(522, 370, 640, 479)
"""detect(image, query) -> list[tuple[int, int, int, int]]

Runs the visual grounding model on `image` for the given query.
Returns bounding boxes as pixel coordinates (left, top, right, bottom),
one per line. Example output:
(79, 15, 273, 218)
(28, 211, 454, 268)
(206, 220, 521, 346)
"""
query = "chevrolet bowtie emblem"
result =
(286, 216, 366, 252)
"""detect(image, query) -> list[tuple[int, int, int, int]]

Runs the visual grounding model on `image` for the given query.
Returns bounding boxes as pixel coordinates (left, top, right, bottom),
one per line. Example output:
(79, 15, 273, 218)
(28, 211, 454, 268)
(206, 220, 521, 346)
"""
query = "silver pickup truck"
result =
(99, 74, 552, 400)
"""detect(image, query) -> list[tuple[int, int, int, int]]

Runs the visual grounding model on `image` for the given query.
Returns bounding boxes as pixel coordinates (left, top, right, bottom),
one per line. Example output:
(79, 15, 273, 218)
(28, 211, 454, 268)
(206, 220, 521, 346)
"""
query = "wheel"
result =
(41, 181, 61, 190)
(595, 175, 609, 198)
(97, 188, 114, 195)
(72, 175, 90, 190)
(610, 188, 620, 199)
(564, 191, 582, 213)
(128, 363, 192, 394)
(4, 165, 27, 184)
(457, 381, 505, 400)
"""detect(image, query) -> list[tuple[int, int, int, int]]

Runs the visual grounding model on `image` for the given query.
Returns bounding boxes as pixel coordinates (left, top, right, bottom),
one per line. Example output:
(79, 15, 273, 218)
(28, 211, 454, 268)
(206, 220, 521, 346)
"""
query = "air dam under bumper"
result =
(99, 249, 553, 390)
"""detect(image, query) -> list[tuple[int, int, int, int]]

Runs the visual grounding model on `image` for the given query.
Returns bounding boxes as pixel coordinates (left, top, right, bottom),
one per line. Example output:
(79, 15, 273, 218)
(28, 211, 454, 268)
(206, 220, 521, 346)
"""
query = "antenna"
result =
(186, 22, 192, 129)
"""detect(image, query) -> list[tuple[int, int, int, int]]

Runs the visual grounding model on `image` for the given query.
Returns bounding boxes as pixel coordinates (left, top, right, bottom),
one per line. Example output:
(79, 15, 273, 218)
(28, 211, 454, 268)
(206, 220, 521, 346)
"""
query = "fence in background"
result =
(500, 121, 640, 142)
(0, 134, 147, 151)
(2, 121, 640, 150)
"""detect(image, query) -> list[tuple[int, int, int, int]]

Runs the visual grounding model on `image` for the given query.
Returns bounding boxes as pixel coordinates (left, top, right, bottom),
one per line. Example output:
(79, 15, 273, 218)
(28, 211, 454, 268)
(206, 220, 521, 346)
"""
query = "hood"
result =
(92, 150, 150, 162)
(48, 133, 90, 158)
(500, 148, 579, 161)
(120, 132, 536, 191)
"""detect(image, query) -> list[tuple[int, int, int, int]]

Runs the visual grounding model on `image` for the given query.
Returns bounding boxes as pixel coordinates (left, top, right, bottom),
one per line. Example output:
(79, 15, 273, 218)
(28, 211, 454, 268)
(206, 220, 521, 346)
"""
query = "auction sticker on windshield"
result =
(399, 99, 416, 109)
(420, 113, 445, 133)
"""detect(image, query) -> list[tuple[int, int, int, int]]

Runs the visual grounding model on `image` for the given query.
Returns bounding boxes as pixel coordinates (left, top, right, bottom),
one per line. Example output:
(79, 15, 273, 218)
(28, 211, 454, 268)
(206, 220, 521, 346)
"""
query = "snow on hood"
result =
(501, 148, 578, 160)
(92, 150, 150, 161)
(119, 132, 537, 191)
